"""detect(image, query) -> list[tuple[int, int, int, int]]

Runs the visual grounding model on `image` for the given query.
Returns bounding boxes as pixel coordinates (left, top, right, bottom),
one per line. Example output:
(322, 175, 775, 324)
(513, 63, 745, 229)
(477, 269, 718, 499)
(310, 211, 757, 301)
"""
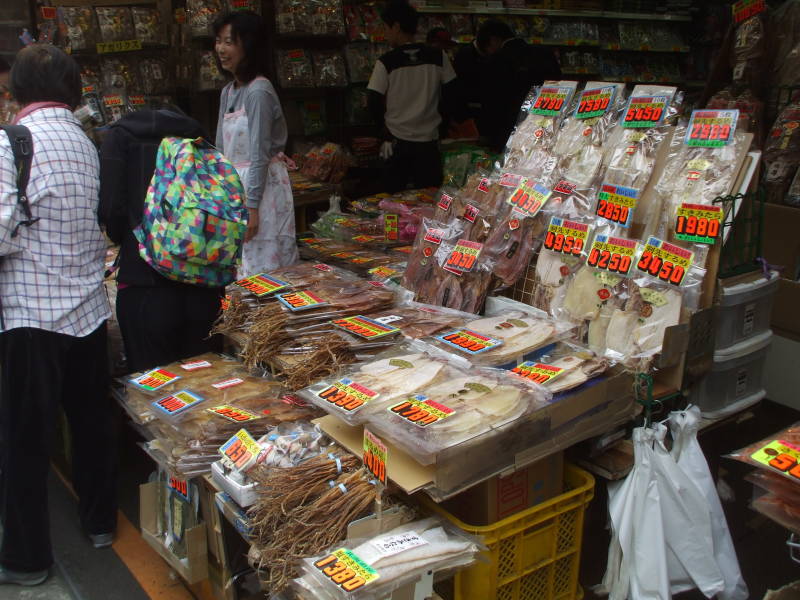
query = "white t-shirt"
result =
(367, 43, 456, 142)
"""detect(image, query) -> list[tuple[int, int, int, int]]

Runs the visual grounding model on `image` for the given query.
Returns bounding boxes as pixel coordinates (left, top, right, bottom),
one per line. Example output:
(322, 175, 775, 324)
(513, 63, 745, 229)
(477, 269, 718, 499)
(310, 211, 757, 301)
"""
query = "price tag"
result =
(675, 204, 723, 244)
(152, 390, 204, 417)
(443, 240, 483, 275)
(96, 39, 143, 54)
(207, 404, 261, 423)
(389, 394, 455, 427)
(277, 290, 328, 311)
(596, 183, 639, 227)
(40, 6, 57, 19)
(349, 257, 373, 265)
(621, 95, 670, 128)
(544, 217, 590, 257)
(477, 178, 490, 193)
(462, 204, 480, 223)
(368, 266, 399, 278)
(507, 178, 551, 217)
(511, 362, 565, 385)
(363, 428, 387, 485)
(168, 476, 190, 501)
(437, 192, 453, 211)
(750, 439, 800, 481)
(352, 234, 379, 244)
(575, 86, 616, 119)
(317, 378, 378, 412)
(103, 95, 124, 108)
(733, 0, 766, 23)
(384, 214, 399, 242)
(234, 273, 290, 296)
(423, 228, 444, 244)
(332, 315, 401, 339)
(685, 109, 738, 147)
(129, 95, 146, 107)
(130, 368, 180, 391)
(436, 328, 504, 355)
(287, 49, 306, 61)
(636, 237, 694, 286)
(313, 548, 380, 592)
(371, 531, 427, 557)
(553, 179, 577, 197)
(587, 235, 637, 276)
(212, 378, 244, 389)
(331, 252, 355, 260)
(180, 360, 212, 371)
(499, 173, 522, 187)
(530, 85, 573, 117)
(393, 246, 412, 255)
(313, 263, 332, 271)
(219, 429, 262, 472)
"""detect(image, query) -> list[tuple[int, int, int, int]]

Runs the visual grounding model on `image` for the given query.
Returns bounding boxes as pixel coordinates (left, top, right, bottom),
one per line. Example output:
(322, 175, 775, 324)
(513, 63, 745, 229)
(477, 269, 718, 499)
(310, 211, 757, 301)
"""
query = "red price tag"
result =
(575, 86, 615, 119)
(636, 237, 694, 286)
(544, 217, 590, 257)
(586, 235, 637, 276)
(531, 85, 573, 117)
(363, 428, 387, 485)
(622, 95, 670, 128)
(685, 109, 738, 147)
(675, 204, 722, 244)
(596, 183, 638, 227)
(444, 240, 482, 275)
(506, 179, 551, 217)
(732, 0, 766, 23)
(384, 214, 399, 242)
(389, 394, 454, 427)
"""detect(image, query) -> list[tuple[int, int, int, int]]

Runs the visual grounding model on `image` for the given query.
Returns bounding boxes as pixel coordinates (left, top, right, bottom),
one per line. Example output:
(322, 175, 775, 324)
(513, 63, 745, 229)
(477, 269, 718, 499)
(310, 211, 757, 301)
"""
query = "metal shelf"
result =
(417, 6, 692, 22)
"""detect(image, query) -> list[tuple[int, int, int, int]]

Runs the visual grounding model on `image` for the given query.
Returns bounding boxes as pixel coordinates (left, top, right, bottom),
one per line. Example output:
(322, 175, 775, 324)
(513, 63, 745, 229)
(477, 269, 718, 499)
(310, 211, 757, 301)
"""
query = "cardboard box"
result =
(139, 481, 209, 585)
(440, 452, 563, 526)
(772, 278, 800, 339)
(763, 203, 800, 280)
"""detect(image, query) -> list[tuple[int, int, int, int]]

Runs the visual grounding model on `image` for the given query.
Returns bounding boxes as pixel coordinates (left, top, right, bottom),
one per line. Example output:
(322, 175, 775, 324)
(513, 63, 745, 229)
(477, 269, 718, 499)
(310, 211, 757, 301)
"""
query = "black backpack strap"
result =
(1, 125, 39, 237)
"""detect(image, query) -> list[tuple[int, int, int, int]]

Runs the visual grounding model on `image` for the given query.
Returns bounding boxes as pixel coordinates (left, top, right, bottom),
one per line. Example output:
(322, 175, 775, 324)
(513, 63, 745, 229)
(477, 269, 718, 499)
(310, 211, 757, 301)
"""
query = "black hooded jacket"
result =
(99, 109, 208, 287)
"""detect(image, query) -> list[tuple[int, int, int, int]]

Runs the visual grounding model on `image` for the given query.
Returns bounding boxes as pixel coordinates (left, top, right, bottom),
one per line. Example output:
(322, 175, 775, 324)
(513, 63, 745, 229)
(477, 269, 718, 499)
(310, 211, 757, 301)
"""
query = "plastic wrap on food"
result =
(57, 7, 98, 52)
(763, 103, 800, 205)
(730, 7, 767, 89)
(727, 423, 800, 479)
(186, 0, 223, 37)
(345, 43, 374, 83)
(131, 7, 167, 45)
(278, 49, 315, 88)
(197, 51, 227, 91)
(139, 58, 171, 95)
(313, 50, 348, 87)
(401, 217, 466, 293)
(95, 6, 135, 42)
(510, 342, 610, 394)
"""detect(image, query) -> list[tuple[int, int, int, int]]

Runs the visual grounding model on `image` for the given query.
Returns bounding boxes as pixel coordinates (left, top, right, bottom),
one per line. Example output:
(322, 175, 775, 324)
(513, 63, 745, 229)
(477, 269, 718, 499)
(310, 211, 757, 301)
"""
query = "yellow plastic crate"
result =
(426, 463, 595, 600)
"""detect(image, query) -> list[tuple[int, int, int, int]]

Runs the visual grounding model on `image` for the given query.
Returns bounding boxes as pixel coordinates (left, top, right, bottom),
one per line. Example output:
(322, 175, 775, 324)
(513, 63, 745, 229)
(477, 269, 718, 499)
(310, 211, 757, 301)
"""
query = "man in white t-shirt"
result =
(367, 0, 456, 192)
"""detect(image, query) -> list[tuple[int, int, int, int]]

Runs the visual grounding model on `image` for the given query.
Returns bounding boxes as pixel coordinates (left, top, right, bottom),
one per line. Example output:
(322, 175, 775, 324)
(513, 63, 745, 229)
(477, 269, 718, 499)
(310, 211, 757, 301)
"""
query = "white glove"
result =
(379, 140, 394, 160)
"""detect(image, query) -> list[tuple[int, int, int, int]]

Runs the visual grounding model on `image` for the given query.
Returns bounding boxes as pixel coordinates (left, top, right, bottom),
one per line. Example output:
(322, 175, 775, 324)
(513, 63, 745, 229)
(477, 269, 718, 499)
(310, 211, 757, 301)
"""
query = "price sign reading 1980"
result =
(636, 237, 694, 286)
(685, 109, 738, 147)
(675, 203, 723, 244)
(530, 86, 573, 117)
(622, 95, 670, 128)
(575, 86, 616, 119)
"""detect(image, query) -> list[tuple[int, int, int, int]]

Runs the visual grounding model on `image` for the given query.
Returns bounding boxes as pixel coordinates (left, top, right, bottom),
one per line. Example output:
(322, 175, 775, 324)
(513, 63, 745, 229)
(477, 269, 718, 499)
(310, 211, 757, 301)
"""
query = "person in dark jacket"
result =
(476, 20, 561, 151)
(99, 108, 224, 373)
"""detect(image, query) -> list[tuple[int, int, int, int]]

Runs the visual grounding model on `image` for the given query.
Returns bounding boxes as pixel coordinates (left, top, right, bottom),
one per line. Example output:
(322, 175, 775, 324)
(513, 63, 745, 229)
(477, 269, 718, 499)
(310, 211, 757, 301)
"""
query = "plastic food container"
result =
(692, 329, 771, 417)
(714, 271, 779, 351)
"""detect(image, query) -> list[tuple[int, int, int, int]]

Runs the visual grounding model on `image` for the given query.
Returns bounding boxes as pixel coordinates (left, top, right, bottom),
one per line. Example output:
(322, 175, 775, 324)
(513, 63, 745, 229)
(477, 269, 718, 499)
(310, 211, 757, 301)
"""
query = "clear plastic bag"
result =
(197, 50, 226, 91)
(344, 43, 374, 83)
(278, 49, 315, 88)
(139, 58, 171, 95)
(511, 342, 610, 395)
(313, 50, 348, 87)
(57, 7, 97, 52)
(95, 6, 135, 42)
(131, 7, 167, 45)
(186, 0, 223, 38)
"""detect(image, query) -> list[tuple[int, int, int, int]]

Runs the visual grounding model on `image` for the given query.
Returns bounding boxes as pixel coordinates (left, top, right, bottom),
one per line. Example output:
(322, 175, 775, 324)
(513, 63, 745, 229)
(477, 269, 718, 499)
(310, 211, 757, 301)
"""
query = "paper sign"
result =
(636, 236, 694, 286)
(332, 315, 401, 339)
(685, 109, 738, 147)
(511, 362, 566, 384)
(423, 228, 444, 244)
(499, 173, 522, 187)
(389, 394, 454, 427)
(130, 368, 180, 391)
(168, 476, 190, 501)
(235, 273, 291, 296)
(436, 329, 504, 355)
(313, 548, 380, 592)
(219, 428, 262, 472)
(368, 266, 399, 278)
(152, 390, 204, 417)
(596, 183, 639, 227)
(371, 531, 427, 557)
(96, 39, 142, 54)
(207, 404, 261, 423)
(622, 95, 670, 128)
(313, 263, 332, 271)
(675, 204, 723, 244)
(317, 378, 378, 412)
(531, 85, 573, 117)
(575, 86, 616, 119)
(437, 192, 453, 211)
(507, 178, 551, 217)
(363, 428, 387, 485)
(544, 217, 590, 256)
(277, 290, 328, 311)
(384, 214, 399, 242)
(212, 378, 244, 389)
(751, 440, 800, 481)
(587, 235, 637, 276)
(181, 360, 212, 371)
(444, 239, 483, 275)
(733, 0, 766, 23)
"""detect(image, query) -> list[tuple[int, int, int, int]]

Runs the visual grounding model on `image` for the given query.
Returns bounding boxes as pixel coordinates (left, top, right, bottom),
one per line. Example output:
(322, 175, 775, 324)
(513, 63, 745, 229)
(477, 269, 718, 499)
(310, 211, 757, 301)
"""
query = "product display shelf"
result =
(416, 6, 691, 21)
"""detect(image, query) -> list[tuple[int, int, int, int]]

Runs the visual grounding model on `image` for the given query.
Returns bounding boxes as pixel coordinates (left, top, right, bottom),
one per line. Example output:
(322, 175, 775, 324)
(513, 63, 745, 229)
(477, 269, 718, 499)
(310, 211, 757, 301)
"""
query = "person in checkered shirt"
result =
(0, 45, 115, 586)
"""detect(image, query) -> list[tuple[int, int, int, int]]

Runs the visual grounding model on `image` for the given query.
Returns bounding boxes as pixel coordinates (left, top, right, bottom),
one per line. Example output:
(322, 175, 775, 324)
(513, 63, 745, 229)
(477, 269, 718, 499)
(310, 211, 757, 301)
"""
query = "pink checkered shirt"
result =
(0, 107, 110, 336)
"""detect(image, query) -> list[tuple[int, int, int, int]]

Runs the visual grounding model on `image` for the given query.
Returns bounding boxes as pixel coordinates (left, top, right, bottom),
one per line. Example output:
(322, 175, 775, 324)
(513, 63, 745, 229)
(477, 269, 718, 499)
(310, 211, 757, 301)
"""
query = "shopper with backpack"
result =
(214, 10, 299, 276)
(99, 106, 247, 372)
(0, 44, 114, 586)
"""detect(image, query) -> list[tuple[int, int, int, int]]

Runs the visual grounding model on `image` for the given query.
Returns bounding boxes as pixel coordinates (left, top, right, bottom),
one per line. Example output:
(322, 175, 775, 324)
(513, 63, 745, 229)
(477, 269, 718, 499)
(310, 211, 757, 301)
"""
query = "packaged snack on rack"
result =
(763, 103, 800, 205)
(186, 0, 224, 38)
(311, 0, 345, 35)
(275, 0, 302, 33)
(299, 99, 326, 136)
(449, 13, 473, 42)
(278, 49, 315, 88)
(360, 4, 384, 42)
(343, 4, 365, 40)
(348, 86, 372, 125)
(728, 423, 800, 485)
(197, 51, 226, 91)
(730, 4, 768, 89)
(131, 7, 167, 45)
(312, 50, 348, 87)
(57, 7, 97, 52)
(101, 56, 138, 94)
(95, 6, 135, 43)
(228, 0, 261, 13)
(139, 58, 171, 95)
(344, 43, 373, 83)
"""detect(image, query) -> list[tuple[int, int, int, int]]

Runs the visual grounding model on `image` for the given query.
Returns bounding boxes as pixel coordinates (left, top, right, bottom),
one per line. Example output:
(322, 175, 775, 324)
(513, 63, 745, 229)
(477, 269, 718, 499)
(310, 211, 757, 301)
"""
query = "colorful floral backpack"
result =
(134, 136, 247, 287)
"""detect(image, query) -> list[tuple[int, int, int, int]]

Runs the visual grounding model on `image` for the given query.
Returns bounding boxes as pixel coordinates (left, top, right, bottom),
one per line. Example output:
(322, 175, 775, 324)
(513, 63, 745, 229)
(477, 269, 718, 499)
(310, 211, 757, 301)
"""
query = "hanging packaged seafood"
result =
(509, 342, 610, 395)
(763, 102, 800, 205)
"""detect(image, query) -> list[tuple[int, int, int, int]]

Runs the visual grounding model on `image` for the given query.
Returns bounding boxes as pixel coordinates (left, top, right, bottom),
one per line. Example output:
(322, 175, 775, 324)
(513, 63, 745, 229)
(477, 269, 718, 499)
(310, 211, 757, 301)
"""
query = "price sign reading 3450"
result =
(685, 109, 738, 147)
(636, 237, 694, 286)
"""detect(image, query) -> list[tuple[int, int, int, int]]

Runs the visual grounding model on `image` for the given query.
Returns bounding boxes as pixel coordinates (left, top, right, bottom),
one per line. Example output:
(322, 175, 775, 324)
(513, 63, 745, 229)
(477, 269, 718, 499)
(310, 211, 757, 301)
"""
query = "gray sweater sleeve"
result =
(242, 80, 278, 209)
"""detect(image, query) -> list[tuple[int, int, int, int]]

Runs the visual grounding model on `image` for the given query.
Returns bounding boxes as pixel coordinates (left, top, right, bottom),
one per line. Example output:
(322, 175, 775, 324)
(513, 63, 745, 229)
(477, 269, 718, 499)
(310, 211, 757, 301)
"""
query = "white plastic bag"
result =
(669, 406, 749, 600)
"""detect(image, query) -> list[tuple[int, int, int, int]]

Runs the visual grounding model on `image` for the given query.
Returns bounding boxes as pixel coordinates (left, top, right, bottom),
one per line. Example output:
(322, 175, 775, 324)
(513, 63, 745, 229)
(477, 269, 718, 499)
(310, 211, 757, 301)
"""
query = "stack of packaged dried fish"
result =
(509, 342, 610, 395)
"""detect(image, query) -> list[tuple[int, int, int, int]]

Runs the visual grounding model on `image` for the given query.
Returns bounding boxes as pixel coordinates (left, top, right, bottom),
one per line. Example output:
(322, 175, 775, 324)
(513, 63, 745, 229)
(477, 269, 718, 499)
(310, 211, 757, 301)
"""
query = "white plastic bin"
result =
(210, 460, 258, 507)
(692, 330, 772, 417)
(715, 271, 779, 351)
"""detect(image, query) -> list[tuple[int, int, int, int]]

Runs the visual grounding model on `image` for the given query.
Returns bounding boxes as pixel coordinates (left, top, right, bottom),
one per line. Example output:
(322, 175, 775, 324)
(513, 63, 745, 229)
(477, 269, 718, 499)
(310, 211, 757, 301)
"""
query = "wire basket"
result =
(714, 186, 766, 279)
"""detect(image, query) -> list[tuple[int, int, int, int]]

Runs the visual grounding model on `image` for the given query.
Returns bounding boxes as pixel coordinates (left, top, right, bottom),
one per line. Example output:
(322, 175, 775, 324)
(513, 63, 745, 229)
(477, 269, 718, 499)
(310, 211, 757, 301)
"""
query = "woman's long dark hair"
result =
(212, 11, 269, 83)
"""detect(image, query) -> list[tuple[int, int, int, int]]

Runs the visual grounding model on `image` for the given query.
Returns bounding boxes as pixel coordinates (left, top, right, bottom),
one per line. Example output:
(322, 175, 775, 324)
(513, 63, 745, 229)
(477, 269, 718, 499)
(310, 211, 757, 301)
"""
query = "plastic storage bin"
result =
(692, 329, 772, 418)
(715, 271, 779, 351)
(425, 463, 594, 600)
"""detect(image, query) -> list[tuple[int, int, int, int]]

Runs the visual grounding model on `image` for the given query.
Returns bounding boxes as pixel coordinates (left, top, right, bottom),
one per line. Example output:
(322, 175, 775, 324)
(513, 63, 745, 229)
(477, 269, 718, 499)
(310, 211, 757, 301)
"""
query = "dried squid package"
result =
(186, 0, 223, 37)
(298, 341, 462, 425)
(367, 367, 551, 466)
(510, 342, 609, 395)
(727, 423, 800, 485)
(730, 6, 768, 89)
(763, 103, 800, 205)
(595, 86, 679, 235)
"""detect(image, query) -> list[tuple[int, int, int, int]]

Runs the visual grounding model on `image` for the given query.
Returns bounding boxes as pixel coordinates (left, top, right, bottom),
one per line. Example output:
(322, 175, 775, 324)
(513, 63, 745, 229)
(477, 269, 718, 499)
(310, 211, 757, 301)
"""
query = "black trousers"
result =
(0, 323, 115, 572)
(384, 139, 443, 193)
(116, 285, 223, 373)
